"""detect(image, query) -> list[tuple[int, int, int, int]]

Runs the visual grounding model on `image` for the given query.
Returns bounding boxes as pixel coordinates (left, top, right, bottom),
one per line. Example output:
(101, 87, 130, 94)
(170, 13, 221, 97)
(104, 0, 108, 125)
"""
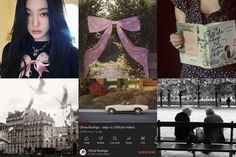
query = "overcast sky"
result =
(0, 79, 78, 127)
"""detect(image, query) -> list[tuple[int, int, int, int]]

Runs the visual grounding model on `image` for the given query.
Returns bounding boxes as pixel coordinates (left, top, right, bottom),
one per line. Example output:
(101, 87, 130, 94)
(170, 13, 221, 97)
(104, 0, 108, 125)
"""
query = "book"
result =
(176, 20, 236, 69)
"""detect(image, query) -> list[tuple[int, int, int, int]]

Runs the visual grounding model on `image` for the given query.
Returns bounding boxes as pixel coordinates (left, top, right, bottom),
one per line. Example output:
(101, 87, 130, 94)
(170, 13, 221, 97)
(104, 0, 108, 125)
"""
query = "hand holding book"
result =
(170, 33, 184, 49)
(176, 20, 236, 69)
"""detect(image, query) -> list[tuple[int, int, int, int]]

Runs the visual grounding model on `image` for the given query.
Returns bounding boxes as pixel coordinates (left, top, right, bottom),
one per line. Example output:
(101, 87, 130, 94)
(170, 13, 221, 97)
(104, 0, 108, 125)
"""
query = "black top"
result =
(204, 113, 225, 143)
(1, 41, 78, 78)
(174, 112, 192, 141)
(171, 0, 236, 78)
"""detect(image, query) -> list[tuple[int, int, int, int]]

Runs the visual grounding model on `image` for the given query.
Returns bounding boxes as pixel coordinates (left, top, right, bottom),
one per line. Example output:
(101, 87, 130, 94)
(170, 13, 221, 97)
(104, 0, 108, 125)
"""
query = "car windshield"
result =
(121, 101, 130, 105)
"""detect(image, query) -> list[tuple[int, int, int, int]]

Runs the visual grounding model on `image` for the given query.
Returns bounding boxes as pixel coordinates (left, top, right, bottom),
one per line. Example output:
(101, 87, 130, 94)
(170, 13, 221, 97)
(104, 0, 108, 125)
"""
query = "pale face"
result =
(186, 109, 191, 116)
(26, 0, 50, 41)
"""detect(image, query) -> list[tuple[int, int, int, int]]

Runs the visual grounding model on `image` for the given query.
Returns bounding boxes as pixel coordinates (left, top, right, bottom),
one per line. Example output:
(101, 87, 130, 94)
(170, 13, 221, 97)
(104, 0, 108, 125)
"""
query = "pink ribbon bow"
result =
(19, 52, 50, 78)
(84, 16, 149, 77)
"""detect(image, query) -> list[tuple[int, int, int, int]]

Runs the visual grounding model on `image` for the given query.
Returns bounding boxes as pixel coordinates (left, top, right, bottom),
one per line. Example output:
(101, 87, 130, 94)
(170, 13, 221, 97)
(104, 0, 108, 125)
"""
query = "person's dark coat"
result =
(174, 112, 192, 141)
(204, 114, 225, 143)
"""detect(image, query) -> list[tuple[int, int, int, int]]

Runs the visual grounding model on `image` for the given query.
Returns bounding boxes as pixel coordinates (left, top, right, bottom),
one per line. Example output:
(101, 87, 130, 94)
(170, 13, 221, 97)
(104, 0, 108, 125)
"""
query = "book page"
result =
(176, 23, 204, 68)
(207, 21, 236, 67)
(183, 31, 198, 56)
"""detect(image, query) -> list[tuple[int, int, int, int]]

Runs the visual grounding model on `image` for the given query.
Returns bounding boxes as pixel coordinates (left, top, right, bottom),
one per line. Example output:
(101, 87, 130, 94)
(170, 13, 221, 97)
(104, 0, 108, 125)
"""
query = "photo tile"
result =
(79, 0, 158, 156)
(79, 0, 157, 79)
(79, 78, 157, 123)
(0, 0, 78, 78)
(0, 79, 78, 155)
(157, 78, 236, 157)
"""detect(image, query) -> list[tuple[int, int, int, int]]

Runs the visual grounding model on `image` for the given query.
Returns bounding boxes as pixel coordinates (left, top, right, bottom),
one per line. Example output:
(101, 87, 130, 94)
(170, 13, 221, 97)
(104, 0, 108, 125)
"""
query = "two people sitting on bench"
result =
(174, 106, 225, 144)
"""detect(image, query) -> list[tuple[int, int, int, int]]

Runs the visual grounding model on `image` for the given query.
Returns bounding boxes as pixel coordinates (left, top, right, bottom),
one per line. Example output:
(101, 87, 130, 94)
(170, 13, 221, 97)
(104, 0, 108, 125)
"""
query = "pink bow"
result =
(19, 52, 50, 78)
(84, 16, 149, 77)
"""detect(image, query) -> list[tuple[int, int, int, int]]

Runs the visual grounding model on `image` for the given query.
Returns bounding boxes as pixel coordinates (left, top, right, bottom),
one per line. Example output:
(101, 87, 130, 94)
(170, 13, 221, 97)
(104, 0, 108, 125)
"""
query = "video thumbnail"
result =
(79, 78, 157, 123)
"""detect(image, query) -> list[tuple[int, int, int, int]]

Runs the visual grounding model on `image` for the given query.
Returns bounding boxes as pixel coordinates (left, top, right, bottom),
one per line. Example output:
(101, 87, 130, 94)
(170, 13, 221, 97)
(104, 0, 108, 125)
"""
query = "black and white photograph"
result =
(0, 79, 78, 156)
(157, 78, 236, 157)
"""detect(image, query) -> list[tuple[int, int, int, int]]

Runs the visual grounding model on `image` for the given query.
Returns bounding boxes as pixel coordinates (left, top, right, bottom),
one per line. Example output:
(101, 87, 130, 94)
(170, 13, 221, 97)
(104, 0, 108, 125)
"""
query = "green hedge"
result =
(94, 89, 156, 107)
(135, 95, 149, 105)
(79, 95, 94, 106)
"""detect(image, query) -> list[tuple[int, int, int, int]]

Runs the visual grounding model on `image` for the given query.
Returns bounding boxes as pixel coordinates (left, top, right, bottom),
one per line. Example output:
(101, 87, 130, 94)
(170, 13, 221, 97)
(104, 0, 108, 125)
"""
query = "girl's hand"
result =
(170, 33, 184, 49)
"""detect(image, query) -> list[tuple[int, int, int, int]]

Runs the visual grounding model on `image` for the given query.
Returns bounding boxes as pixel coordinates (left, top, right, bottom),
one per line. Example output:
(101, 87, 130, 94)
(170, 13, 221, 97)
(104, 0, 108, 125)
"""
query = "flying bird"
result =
(65, 107, 76, 126)
(21, 97, 34, 118)
(29, 79, 46, 95)
(0, 131, 9, 143)
(56, 86, 70, 110)
(8, 127, 13, 133)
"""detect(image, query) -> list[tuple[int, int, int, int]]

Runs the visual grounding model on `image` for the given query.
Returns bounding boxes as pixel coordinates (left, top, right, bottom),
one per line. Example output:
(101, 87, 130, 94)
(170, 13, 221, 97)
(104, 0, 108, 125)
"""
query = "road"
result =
(79, 109, 157, 122)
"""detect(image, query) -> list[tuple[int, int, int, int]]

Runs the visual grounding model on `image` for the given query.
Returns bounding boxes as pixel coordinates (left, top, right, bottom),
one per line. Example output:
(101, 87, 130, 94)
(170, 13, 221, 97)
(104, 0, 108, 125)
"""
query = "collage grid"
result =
(0, 0, 79, 156)
(79, 0, 157, 156)
(157, 0, 236, 157)
(80, 0, 236, 156)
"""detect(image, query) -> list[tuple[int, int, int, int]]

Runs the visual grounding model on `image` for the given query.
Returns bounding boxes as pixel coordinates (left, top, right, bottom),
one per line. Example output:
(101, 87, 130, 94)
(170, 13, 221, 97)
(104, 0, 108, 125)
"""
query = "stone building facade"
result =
(23, 110, 55, 153)
(66, 110, 78, 154)
(1, 108, 78, 154)
(6, 111, 24, 154)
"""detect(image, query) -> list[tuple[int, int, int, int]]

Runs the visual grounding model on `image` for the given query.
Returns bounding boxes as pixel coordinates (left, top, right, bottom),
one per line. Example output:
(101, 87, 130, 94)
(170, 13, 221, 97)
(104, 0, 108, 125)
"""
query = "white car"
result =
(105, 102, 148, 114)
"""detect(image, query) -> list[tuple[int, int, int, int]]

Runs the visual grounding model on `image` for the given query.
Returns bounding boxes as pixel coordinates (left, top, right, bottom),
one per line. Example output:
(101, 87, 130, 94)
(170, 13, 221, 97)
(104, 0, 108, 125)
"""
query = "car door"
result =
(118, 104, 129, 111)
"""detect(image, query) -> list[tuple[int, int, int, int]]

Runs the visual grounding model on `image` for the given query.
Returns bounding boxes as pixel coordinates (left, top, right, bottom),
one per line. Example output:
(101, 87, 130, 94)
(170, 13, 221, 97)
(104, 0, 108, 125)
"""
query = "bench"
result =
(157, 120, 236, 157)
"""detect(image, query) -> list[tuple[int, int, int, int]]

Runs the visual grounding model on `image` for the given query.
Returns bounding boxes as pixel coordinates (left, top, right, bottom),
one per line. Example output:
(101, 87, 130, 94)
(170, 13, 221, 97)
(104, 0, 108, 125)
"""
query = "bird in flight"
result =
(65, 107, 76, 126)
(29, 79, 46, 95)
(21, 97, 34, 119)
(56, 86, 70, 110)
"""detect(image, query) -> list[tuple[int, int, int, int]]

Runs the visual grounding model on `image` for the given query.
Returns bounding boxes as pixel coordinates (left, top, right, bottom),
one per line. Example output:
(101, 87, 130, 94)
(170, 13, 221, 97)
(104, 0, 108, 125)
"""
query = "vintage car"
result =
(105, 101, 148, 114)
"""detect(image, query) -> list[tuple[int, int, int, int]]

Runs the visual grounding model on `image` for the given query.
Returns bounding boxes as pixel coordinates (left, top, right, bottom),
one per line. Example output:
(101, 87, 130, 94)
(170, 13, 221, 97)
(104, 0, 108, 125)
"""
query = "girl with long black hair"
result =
(1, 0, 78, 78)
(169, 0, 236, 78)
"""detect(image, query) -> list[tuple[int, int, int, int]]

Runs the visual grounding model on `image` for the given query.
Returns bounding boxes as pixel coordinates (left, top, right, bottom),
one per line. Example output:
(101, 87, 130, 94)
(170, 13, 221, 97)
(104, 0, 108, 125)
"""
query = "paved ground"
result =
(159, 151, 233, 157)
(157, 107, 236, 157)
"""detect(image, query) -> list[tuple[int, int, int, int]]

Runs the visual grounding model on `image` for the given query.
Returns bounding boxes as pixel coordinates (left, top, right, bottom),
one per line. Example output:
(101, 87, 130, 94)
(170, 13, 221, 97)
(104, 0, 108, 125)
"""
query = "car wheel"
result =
(108, 108, 115, 114)
(134, 108, 142, 114)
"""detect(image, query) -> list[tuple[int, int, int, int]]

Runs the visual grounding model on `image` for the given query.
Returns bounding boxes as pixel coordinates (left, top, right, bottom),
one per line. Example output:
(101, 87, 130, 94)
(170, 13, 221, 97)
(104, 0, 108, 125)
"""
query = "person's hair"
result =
(182, 106, 192, 115)
(1, 0, 73, 78)
(221, 0, 236, 20)
(205, 107, 215, 116)
(224, 45, 231, 58)
(224, 45, 230, 51)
